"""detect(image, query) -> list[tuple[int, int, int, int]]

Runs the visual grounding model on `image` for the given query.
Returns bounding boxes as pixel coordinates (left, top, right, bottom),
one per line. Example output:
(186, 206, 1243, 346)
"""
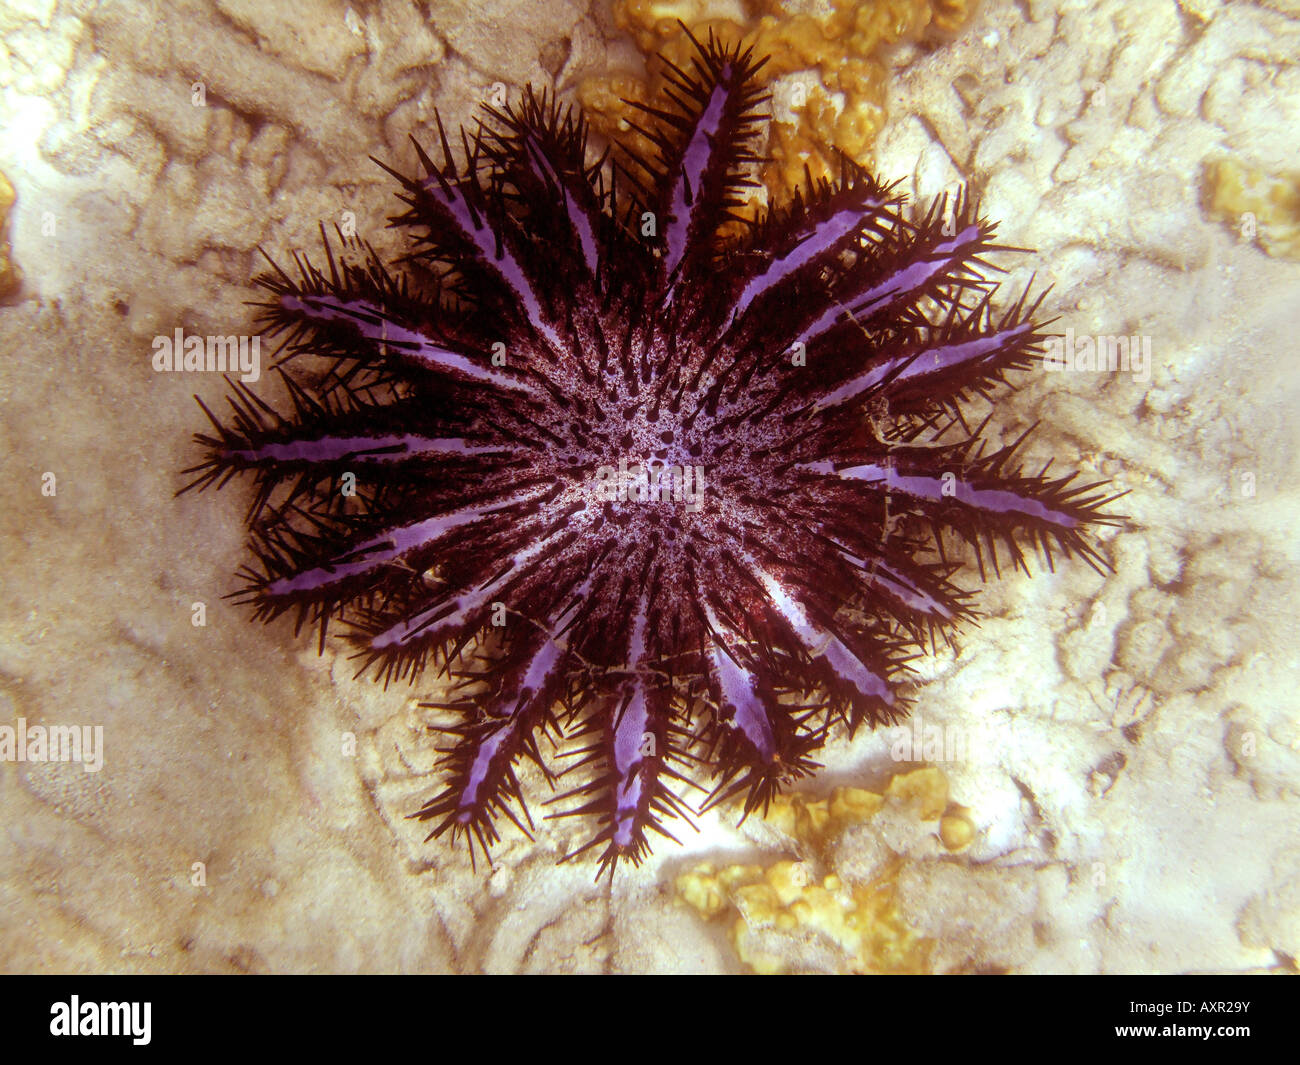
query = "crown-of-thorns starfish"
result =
(183, 28, 1122, 876)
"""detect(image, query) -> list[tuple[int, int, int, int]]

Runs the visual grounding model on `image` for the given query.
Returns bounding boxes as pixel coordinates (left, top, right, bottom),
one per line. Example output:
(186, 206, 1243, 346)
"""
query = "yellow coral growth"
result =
(885, 764, 948, 818)
(1205, 158, 1300, 261)
(580, 0, 976, 202)
(678, 858, 931, 974)
(762, 783, 885, 840)
(0, 171, 17, 299)
(675, 768, 975, 973)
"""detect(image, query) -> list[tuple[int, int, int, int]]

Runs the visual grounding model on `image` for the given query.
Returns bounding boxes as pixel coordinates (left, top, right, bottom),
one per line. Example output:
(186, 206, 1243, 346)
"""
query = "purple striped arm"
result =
(263, 485, 550, 599)
(800, 459, 1087, 529)
(814, 322, 1035, 411)
(369, 524, 572, 651)
(228, 434, 507, 466)
(521, 134, 601, 278)
(281, 293, 534, 394)
(703, 603, 776, 762)
(830, 543, 957, 623)
(752, 564, 895, 706)
(420, 171, 567, 354)
(662, 73, 731, 282)
(731, 197, 889, 320)
(796, 224, 985, 348)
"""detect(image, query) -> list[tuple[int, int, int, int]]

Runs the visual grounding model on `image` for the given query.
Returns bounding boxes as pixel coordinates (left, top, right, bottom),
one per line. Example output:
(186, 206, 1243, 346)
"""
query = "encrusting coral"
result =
(1204, 158, 1300, 262)
(675, 767, 974, 973)
(580, 0, 976, 201)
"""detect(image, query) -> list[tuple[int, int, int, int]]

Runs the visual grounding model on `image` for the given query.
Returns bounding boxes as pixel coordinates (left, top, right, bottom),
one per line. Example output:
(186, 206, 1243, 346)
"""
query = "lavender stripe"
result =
(663, 79, 729, 278)
(267, 485, 548, 597)
(519, 638, 562, 699)
(866, 562, 952, 620)
(835, 550, 954, 620)
(611, 680, 650, 847)
(457, 722, 514, 813)
(231, 434, 504, 465)
(421, 176, 566, 353)
(370, 525, 569, 650)
(798, 224, 982, 346)
(704, 604, 774, 759)
(817, 323, 1033, 409)
(283, 294, 534, 393)
(733, 199, 885, 318)
(754, 566, 894, 704)
(524, 136, 600, 276)
(822, 461, 1081, 527)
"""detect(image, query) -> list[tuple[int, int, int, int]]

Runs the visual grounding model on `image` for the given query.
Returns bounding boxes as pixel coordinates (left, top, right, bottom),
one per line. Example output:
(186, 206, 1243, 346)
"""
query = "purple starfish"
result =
(183, 29, 1121, 876)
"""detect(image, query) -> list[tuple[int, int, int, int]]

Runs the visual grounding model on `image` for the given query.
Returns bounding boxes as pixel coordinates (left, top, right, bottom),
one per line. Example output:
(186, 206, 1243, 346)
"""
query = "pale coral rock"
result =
(215, 0, 367, 79)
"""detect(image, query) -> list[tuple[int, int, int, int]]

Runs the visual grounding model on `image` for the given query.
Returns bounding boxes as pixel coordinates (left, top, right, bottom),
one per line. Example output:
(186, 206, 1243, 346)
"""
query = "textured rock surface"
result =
(0, 0, 1296, 973)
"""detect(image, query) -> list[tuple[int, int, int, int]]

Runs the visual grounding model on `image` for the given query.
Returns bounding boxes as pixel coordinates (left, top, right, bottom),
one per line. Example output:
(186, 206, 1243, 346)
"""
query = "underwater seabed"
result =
(0, 0, 1297, 974)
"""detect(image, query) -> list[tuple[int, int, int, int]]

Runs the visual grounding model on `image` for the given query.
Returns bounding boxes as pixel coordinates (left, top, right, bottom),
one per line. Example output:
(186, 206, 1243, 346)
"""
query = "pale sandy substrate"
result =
(0, 0, 1296, 973)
